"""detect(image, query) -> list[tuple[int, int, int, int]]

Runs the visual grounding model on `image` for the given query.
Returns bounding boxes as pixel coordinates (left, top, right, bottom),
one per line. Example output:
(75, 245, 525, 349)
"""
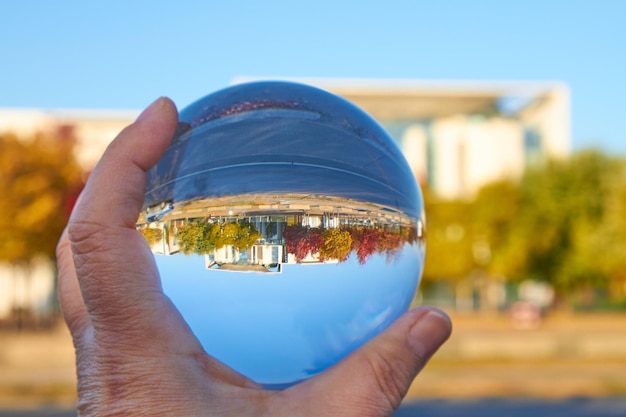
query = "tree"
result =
(558, 155, 626, 299)
(176, 220, 261, 255)
(284, 225, 322, 261)
(216, 222, 240, 249)
(422, 191, 475, 282)
(319, 228, 352, 262)
(0, 131, 83, 265)
(472, 179, 524, 277)
(232, 221, 262, 251)
(140, 227, 164, 247)
(512, 152, 622, 291)
(176, 221, 209, 254)
(376, 228, 404, 258)
(350, 227, 379, 264)
(473, 151, 626, 302)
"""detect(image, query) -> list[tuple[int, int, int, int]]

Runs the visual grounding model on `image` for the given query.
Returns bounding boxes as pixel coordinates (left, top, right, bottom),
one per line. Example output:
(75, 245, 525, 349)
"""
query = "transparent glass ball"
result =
(137, 81, 425, 388)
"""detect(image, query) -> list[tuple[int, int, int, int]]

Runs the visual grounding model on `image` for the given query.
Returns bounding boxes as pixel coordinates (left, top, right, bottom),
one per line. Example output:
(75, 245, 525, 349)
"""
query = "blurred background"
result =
(1, 0, 625, 414)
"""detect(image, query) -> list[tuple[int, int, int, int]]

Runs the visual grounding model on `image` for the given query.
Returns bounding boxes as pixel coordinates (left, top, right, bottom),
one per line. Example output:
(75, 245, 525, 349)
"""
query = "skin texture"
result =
(56, 97, 452, 417)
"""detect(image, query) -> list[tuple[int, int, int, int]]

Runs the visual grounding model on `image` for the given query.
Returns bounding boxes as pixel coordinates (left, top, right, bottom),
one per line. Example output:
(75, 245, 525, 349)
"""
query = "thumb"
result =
(67, 97, 178, 336)
(285, 307, 452, 417)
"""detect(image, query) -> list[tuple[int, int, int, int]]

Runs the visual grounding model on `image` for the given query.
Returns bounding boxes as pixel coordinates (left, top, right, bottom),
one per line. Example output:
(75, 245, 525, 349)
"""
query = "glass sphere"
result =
(137, 81, 425, 388)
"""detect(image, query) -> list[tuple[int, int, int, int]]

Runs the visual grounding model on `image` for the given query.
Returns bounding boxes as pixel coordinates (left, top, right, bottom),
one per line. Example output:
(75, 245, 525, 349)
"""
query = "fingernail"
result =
(136, 97, 165, 122)
(408, 308, 452, 361)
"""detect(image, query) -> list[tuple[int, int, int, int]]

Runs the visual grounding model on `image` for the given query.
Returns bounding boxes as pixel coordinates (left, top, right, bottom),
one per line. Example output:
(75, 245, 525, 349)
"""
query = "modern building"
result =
(0, 107, 139, 171)
(1, 78, 570, 199)
(234, 77, 571, 199)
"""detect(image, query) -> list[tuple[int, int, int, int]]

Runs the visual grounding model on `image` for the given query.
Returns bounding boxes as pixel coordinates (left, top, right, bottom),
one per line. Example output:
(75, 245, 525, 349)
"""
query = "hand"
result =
(56, 97, 452, 417)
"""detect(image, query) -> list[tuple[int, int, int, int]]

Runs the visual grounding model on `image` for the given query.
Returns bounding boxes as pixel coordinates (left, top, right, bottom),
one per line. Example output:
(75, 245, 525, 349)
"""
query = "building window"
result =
(524, 126, 543, 165)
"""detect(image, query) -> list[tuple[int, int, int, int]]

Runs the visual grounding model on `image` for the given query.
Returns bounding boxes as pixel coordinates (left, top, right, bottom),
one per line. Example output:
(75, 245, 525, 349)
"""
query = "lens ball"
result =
(137, 81, 425, 388)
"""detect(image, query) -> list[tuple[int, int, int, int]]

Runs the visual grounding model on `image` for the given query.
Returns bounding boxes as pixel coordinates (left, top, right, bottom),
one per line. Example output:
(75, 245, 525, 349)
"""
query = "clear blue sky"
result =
(1, 1, 624, 154)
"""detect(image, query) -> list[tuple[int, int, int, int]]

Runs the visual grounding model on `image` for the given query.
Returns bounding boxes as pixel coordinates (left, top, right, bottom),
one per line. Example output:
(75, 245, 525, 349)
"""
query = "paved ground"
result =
(394, 398, 626, 417)
(2, 398, 626, 417)
(404, 311, 626, 399)
(2, 311, 626, 409)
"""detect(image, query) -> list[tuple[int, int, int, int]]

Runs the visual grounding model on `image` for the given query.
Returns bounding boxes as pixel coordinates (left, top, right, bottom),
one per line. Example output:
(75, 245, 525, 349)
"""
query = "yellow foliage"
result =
(320, 228, 352, 261)
(0, 131, 84, 264)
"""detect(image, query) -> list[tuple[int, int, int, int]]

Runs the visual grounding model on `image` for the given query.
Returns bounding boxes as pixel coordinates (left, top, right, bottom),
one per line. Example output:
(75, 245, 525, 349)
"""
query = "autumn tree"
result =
(376, 228, 403, 259)
(0, 131, 83, 265)
(319, 228, 352, 262)
(284, 225, 322, 261)
(575, 170, 626, 299)
(176, 221, 210, 254)
(472, 179, 524, 277)
(510, 151, 626, 296)
(176, 220, 261, 255)
(350, 227, 379, 264)
(140, 227, 164, 247)
(470, 151, 626, 302)
(422, 192, 476, 282)
(232, 221, 262, 252)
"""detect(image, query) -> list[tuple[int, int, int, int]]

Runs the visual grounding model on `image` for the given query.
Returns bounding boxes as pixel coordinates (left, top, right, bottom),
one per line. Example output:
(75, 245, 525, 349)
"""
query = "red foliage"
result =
(377, 231, 402, 260)
(284, 225, 322, 261)
(356, 228, 379, 264)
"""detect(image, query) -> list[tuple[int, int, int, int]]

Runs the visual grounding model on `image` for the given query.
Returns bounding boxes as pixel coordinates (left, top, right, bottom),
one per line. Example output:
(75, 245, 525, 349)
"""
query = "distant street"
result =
(394, 398, 626, 417)
(3, 398, 626, 417)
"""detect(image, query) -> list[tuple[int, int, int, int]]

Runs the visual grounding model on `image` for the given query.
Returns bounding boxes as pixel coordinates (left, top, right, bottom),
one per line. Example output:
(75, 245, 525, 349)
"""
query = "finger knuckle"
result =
(68, 220, 111, 255)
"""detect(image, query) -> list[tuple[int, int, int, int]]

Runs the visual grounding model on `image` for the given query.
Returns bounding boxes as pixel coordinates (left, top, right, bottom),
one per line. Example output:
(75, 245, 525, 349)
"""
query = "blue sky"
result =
(156, 247, 420, 384)
(1, 1, 624, 154)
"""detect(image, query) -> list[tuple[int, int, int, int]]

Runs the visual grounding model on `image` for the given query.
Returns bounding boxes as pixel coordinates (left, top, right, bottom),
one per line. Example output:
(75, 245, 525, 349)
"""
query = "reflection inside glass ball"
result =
(136, 81, 425, 388)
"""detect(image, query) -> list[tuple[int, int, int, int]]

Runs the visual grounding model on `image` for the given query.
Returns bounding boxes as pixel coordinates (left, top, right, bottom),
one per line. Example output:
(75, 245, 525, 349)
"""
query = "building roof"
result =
(232, 77, 568, 120)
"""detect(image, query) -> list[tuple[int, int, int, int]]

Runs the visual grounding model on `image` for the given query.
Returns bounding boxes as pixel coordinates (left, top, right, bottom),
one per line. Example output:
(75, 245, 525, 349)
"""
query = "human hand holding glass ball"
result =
(56, 82, 451, 416)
